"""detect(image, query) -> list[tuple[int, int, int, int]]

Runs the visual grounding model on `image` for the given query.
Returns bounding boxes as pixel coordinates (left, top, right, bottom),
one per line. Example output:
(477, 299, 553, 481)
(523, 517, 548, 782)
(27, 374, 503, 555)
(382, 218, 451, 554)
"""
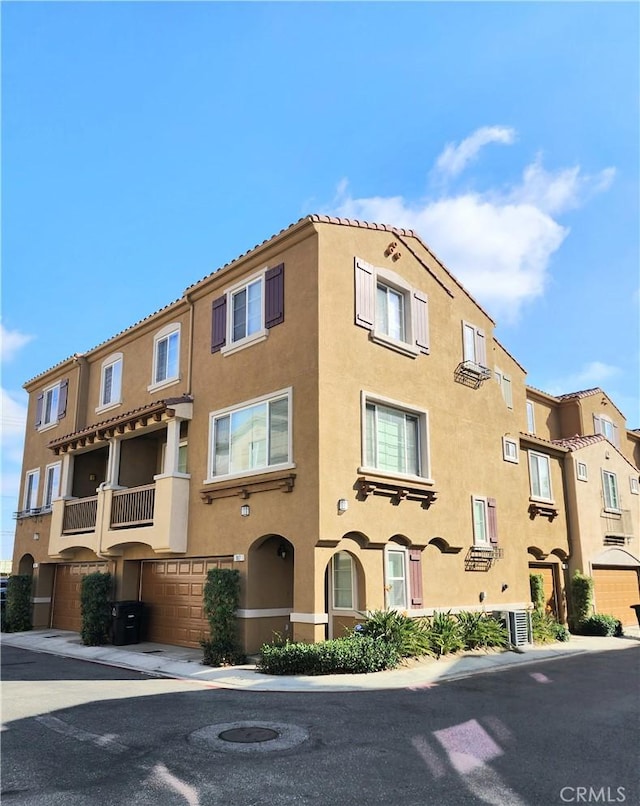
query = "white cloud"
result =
(327, 127, 614, 321)
(545, 361, 622, 396)
(434, 126, 516, 178)
(1, 322, 34, 362)
(1, 388, 28, 496)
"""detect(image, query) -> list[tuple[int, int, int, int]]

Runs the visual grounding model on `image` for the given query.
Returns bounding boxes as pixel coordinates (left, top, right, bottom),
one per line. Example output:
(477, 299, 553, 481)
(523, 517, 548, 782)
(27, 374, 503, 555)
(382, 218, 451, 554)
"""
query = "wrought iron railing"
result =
(62, 496, 98, 534)
(110, 484, 155, 528)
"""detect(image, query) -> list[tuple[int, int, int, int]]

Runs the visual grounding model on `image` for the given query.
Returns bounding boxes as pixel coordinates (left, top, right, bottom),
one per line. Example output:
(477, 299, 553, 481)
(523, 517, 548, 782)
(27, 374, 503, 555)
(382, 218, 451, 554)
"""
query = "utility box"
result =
(111, 601, 144, 646)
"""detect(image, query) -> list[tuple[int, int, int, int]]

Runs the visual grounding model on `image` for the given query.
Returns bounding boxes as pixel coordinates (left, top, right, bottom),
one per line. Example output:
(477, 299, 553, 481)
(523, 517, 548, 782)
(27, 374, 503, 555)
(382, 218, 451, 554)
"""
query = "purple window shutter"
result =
(211, 295, 227, 353)
(58, 380, 69, 420)
(35, 394, 44, 428)
(354, 258, 375, 329)
(487, 498, 498, 545)
(412, 291, 429, 354)
(265, 263, 285, 328)
(475, 328, 487, 366)
(408, 548, 423, 607)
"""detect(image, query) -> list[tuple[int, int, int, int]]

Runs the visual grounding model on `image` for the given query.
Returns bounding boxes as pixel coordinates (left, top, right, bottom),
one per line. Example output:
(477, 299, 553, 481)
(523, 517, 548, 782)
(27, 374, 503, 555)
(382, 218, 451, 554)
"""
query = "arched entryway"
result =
(324, 549, 366, 639)
(18, 553, 34, 575)
(246, 534, 294, 652)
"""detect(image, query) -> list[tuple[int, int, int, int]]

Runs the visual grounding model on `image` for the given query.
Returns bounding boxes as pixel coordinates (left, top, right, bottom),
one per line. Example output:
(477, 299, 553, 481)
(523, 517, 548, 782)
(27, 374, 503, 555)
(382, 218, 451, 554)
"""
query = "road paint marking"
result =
(149, 763, 200, 806)
(36, 715, 129, 754)
(530, 671, 551, 683)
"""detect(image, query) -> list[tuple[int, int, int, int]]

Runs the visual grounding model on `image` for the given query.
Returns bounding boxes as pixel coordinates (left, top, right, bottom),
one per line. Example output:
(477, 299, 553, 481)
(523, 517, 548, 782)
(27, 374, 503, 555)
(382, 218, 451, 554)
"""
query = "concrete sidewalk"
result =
(3, 627, 639, 691)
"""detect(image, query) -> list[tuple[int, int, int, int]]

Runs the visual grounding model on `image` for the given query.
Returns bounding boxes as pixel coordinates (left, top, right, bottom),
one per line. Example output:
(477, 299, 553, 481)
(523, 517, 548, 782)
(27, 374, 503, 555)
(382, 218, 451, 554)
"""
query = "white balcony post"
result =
(60, 453, 74, 498)
(164, 418, 181, 476)
(105, 438, 121, 489)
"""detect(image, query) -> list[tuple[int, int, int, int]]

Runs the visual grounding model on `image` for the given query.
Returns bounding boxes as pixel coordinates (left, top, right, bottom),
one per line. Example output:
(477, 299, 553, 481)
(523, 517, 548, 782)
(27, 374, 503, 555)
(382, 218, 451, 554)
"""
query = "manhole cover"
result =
(219, 727, 279, 743)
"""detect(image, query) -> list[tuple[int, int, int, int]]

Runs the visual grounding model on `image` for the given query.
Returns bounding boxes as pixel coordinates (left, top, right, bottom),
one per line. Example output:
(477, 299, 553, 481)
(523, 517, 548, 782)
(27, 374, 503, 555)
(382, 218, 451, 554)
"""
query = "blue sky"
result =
(1, 1, 639, 560)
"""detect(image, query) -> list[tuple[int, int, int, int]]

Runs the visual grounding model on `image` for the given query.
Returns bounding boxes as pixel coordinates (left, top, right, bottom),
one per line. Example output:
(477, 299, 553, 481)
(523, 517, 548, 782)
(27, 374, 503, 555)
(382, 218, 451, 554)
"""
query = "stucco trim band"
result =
(290, 612, 329, 624)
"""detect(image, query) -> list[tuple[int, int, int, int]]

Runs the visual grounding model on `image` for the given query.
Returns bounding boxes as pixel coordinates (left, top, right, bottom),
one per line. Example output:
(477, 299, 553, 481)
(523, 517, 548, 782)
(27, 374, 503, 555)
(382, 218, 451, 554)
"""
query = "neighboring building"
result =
(12, 216, 640, 652)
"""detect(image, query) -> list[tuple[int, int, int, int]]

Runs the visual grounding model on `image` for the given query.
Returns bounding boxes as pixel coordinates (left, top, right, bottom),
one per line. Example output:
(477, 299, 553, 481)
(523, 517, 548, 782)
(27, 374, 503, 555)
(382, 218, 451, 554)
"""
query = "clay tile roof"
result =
(551, 434, 607, 450)
(557, 388, 601, 401)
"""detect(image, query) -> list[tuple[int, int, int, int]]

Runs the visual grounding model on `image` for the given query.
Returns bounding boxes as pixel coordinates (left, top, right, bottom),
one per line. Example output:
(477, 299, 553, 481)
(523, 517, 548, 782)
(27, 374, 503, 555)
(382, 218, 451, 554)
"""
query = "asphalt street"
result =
(2, 644, 639, 806)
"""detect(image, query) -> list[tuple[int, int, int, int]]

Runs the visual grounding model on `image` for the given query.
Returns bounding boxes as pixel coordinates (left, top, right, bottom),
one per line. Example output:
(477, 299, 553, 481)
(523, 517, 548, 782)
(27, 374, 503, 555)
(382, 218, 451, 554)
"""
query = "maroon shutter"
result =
(408, 548, 423, 607)
(211, 295, 227, 353)
(265, 263, 285, 328)
(475, 328, 487, 366)
(35, 394, 44, 428)
(487, 498, 498, 545)
(354, 258, 375, 329)
(58, 379, 68, 420)
(412, 291, 429, 354)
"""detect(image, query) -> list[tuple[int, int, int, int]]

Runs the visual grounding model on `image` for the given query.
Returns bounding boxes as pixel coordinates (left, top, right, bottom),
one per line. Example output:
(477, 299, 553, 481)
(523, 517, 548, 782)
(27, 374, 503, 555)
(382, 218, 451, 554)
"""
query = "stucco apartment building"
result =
(13, 216, 640, 652)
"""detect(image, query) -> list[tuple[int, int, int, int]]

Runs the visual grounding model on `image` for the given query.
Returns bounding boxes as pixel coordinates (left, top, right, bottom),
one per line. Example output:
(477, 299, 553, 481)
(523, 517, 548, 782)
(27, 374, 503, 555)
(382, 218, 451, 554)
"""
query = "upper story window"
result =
(355, 258, 429, 358)
(593, 414, 619, 448)
(208, 389, 292, 481)
(97, 353, 123, 412)
(495, 369, 513, 409)
(462, 321, 487, 368)
(630, 476, 639, 495)
(149, 324, 180, 391)
(602, 470, 620, 512)
(526, 401, 536, 434)
(23, 469, 40, 512)
(43, 462, 61, 510)
(362, 394, 430, 480)
(35, 380, 68, 431)
(502, 437, 519, 463)
(471, 496, 498, 547)
(576, 461, 588, 482)
(211, 264, 285, 356)
(529, 451, 552, 501)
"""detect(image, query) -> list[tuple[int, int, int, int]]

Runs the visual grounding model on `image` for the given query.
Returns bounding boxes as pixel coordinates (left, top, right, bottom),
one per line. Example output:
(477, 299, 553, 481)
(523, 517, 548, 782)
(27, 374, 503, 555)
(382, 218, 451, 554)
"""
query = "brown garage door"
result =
(52, 562, 109, 632)
(592, 566, 640, 626)
(141, 558, 233, 648)
(529, 563, 559, 616)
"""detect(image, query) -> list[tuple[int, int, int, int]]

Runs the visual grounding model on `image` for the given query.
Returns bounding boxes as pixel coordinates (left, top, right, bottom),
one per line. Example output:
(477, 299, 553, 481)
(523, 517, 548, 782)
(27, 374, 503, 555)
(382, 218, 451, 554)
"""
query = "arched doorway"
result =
(324, 549, 365, 639)
(246, 534, 294, 652)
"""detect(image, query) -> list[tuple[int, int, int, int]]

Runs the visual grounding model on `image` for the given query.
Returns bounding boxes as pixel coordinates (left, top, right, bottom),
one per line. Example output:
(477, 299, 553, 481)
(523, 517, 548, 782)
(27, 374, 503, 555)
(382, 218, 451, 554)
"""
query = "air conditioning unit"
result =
(493, 610, 532, 647)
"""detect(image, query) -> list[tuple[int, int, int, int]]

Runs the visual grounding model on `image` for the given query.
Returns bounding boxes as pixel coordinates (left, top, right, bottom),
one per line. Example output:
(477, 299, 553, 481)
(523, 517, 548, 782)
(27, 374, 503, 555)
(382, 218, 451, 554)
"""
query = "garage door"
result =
(592, 566, 640, 626)
(529, 564, 558, 616)
(52, 562, 109, 632)
(141, 558, 233, 648)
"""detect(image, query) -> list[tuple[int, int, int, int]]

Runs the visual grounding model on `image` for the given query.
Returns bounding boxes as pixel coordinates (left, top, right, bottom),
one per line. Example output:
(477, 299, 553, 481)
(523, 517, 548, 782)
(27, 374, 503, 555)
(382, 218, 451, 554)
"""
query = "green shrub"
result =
(426, 611, 464, 658)
(529, 573, 545, 612)
(3, 575, 33, 633)
(357, 610, 431, 657)
(258, 635, 399, 675)
(456, 611, 509, 650)
(201, 568, 245, 666)
(570, 571, 594, 629)
(578, 614, 623, 637)
(80, 572, 112, 646)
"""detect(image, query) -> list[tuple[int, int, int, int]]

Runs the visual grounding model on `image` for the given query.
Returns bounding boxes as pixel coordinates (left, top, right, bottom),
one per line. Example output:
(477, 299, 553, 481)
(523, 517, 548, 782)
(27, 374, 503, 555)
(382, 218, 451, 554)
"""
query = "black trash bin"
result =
(111, 601, 144, 646)
(630, 604, 640, 628)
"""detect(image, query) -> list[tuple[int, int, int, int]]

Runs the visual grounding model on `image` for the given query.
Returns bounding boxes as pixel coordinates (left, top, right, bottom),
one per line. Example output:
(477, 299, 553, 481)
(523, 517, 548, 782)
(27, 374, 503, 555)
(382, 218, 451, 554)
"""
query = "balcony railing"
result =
(601, 508, 633, 539)
(63, 496, 98, 534)
(110, 484, 155, 529)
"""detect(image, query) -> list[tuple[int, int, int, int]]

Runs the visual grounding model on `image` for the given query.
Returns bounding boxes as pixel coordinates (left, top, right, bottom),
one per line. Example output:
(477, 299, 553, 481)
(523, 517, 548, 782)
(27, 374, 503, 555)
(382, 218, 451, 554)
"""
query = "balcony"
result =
(49, 475, 189, 558)
(601, 509, 633, 541)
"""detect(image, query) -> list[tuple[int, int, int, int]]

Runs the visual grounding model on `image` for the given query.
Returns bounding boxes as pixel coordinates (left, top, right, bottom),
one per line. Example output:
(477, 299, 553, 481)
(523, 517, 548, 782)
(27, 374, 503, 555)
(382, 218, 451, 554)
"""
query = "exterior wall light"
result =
(277, 543, 288, 560)
(240, 505, 250, 517)
(338, 499, 349, 513)
(479, 591, 486, 602)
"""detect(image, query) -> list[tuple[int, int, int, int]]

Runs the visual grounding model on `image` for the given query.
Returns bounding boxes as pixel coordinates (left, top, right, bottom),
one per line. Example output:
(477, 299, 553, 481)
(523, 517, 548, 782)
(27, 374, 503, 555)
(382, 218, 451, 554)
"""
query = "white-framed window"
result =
(362, 393, 430, 479)
(23, 469, 40, 512)
(602, 470, 620, 512)
(472, 497, 490, 545)
(526, 400, 536, 434)
(208, 388, 292, 481)
(149, 324, 180, 390)
(231, 276, 264, 345)
(495, 369, 513, 409)
(385, 546, 408, 610)
(502, 437, 519, 463)
(576, 461, 588, 482)
(43, 462, 61, 510)
(332, 552, 356, 610)
(630, 476, 639, 495)
(462, 321, 487, 368)
(529, 451, 553, 501)
(160, 439, 188, 475)
(354, 258, 429, 357)
(594, 414, 619, 448)
(97, 353, 123, 411)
